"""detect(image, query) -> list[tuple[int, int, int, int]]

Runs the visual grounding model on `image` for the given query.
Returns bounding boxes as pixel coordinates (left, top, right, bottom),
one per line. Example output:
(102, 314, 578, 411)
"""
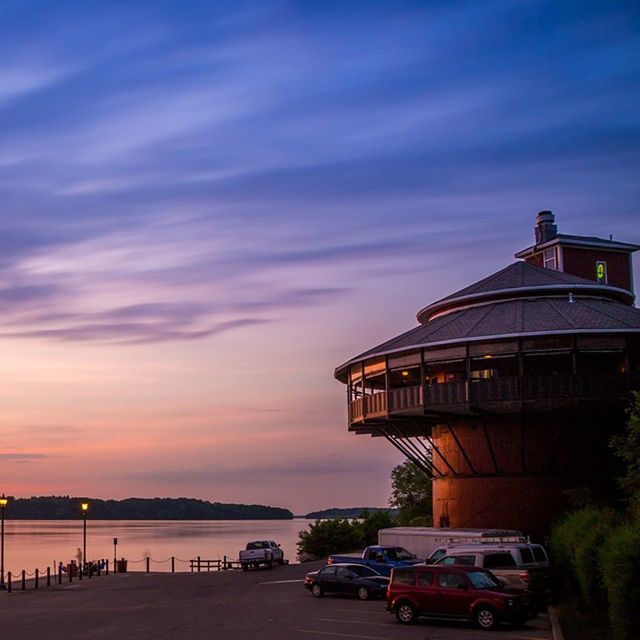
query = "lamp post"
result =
(81, 502, 89, 567)
(0, 494, 8, 590)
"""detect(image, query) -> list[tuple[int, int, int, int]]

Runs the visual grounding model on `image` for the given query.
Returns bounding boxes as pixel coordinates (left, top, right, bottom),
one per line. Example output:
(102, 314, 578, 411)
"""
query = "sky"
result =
(0, 0, 639, 513)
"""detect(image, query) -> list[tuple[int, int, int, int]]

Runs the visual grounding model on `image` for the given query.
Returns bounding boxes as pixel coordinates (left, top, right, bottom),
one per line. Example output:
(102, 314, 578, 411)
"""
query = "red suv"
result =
(386, 564, 532, 630)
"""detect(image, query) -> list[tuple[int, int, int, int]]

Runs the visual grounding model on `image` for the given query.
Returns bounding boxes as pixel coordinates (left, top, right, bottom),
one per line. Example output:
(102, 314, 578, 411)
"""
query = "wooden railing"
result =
(426, 380, 468, 405)
(348, 372, 635, 422)
(388, 385, 422, 412)
(470, 376, 520, 402)
(364, 392, 387, 415)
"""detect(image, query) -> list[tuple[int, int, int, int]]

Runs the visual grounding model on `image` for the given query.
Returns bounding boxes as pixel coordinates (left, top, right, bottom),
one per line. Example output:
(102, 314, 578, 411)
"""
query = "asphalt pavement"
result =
(0, 562, 553, 640)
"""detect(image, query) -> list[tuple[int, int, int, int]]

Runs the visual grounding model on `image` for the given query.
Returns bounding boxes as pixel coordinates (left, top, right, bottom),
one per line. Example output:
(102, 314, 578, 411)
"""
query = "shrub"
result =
(354, 509, 396, 546)
(297, 518, 362, 559)
(600, 518, 640, 640)
(550, 506, 613, 606)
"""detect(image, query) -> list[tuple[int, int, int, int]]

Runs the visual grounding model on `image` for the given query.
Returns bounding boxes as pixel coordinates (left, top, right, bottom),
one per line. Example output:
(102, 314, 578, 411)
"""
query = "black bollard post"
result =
(146, 557, 150, 573)
(35, 568, 39, 589)
(69, 565, 72, 583)
(106, 559, 109, 576)
(171, 557, 175, 573)
(197, 556, 201, 573)
(7, 572, 10, 593)
(47, 566, 51, 587)
(58, 564, 62, 585)
(21, 570, 25, 591)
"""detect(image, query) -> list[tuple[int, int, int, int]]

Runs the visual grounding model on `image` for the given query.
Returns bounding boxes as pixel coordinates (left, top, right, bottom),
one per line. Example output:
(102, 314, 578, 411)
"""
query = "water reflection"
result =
(3, 520, 314, 574)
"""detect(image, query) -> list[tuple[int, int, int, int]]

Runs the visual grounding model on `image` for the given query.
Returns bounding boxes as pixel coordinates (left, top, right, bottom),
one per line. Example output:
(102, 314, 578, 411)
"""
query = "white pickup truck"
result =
(239, 540, 284, 570)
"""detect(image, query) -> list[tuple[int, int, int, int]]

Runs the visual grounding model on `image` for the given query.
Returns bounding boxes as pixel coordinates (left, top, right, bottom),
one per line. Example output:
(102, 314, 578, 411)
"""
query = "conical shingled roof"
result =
(416, 261, 634, 323)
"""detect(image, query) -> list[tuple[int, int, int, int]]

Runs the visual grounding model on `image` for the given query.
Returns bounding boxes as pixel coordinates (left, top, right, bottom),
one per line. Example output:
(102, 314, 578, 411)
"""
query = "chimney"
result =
(535, 210, 557, 245)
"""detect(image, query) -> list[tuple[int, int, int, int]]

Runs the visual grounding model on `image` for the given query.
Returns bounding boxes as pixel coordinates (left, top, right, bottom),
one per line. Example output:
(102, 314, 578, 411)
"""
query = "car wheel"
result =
(311, 583, 323, 598)
(357, 586, 369, 601)
(395, 602, 416, 624)
(476, 606, 498, 630)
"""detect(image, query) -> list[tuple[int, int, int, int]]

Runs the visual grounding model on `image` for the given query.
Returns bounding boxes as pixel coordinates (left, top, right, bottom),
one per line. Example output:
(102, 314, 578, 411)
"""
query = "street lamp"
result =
(0, 494, 8, 590)
(81, 502, 89, 567)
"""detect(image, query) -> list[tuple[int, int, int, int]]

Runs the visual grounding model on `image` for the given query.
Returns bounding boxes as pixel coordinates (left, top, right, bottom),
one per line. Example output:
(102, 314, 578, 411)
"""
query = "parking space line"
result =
(316, 618, 392, 628)
(257, 579, 304, 585)
(333, 608, 381, 614)
(296, 630, 389, 640)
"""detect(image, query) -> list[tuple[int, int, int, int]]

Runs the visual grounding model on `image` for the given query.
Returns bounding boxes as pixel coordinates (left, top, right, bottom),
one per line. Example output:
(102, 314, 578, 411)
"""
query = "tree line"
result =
(3, 496, 293, 520)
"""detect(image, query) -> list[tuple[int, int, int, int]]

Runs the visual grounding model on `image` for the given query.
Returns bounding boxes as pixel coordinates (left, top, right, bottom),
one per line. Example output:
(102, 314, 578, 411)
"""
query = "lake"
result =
(1, 519, 316, 575)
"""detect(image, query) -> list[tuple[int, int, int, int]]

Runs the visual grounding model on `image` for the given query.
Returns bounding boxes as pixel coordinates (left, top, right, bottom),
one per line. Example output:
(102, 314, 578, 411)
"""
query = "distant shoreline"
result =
(4, 496, 293, 520)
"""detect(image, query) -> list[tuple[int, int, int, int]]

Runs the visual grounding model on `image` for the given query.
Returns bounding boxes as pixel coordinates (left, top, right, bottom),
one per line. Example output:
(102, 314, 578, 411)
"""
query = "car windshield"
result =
(349, 565, 379, 577)
(467, 571, 502, 589)
(386, 547, 415, 560)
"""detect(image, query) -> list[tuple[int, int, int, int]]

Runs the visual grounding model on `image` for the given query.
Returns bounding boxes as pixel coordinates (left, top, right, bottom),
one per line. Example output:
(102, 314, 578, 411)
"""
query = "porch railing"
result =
(348, 372, 635, 422)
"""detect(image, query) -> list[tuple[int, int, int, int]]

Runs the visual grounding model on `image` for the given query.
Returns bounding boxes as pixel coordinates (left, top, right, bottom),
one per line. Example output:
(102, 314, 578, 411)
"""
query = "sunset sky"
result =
(1, 1, 639, 513)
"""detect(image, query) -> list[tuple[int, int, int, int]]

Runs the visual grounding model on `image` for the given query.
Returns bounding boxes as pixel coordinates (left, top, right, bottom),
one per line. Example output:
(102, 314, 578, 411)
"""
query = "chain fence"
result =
(1, 552, 247, 594)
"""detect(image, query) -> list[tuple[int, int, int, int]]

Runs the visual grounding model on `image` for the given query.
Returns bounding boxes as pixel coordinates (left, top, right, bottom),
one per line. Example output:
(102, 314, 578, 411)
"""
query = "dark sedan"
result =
(304, 563, 390, 600)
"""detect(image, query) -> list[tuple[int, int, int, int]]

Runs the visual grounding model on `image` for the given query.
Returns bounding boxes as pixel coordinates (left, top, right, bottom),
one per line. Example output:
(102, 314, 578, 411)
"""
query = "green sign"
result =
(596, 261, 607, 284)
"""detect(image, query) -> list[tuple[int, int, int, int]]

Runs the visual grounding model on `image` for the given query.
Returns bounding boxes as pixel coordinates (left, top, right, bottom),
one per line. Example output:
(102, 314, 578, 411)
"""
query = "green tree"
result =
(389, 459, 433, 526)
(610, 391, 640, 502)
(297, 518, 362, 559)
(356, 509, 396, 546)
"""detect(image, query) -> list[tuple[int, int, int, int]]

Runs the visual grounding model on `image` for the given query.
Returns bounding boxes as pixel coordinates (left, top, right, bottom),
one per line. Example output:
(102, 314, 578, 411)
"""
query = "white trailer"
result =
(377, 527, 526, 560)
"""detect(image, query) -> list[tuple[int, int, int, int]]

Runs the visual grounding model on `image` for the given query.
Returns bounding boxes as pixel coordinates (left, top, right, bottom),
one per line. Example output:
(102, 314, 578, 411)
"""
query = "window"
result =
(519, 548, 534, 564)
(438, 572, 467, 589)
(428, 548, 446, 563)
(440, 555, 475, 566)
(532, 546, 548, 563)
(350, 565, 378, 577)
(418, 572, 434, 587)
(386, 548, 415, 561)
(543, 247, 559, 270)
(320, 567, 336, 577)
(596, 261, 607, 284)
(391, 568, 415, 585)
(468, 571, 502, 589)
(483, 553, 517, 569)
(336, 568, 351, 580)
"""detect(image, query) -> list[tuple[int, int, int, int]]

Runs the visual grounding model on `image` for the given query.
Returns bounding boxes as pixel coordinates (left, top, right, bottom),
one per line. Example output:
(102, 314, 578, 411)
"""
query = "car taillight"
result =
(519, 571, 529, 583)
(327, 558, 333, 564)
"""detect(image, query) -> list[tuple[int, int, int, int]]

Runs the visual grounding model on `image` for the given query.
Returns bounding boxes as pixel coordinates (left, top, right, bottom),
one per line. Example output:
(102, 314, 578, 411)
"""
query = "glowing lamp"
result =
(483, 354, 493, 359)
(81, 502, 89, 512)
(0, 495, 7, 508)
(401, 371, 410, 377)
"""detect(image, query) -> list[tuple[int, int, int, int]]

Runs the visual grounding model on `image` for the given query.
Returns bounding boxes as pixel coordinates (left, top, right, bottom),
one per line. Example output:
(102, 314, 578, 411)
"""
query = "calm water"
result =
(1, 519, 316, 575)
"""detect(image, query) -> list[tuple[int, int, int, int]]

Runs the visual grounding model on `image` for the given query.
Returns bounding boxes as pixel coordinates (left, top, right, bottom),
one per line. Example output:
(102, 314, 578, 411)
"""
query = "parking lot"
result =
(0, 562, 552, 640)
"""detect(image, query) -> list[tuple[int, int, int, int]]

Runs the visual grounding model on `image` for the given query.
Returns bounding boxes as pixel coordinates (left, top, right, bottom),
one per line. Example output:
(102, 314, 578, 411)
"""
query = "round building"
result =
(334, 212, 640, 536)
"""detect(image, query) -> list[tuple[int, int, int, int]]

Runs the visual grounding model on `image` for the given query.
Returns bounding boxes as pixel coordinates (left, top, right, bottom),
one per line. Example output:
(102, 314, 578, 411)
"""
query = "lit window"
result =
(596, 261, 607, 284)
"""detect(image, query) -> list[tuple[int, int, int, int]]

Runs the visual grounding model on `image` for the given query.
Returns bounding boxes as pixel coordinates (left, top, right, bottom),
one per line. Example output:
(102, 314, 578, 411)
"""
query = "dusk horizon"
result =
(1, 1, 639, 515)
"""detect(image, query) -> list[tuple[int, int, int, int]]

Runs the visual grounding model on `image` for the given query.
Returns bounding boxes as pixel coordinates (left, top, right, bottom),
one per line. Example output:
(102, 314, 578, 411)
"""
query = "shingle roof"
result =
(416, 261, 633, 323)
(335, 295, 640, 379)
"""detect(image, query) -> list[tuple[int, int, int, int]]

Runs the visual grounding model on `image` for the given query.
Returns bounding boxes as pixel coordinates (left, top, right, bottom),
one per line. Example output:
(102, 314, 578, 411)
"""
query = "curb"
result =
(548, 606, 564, 640)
